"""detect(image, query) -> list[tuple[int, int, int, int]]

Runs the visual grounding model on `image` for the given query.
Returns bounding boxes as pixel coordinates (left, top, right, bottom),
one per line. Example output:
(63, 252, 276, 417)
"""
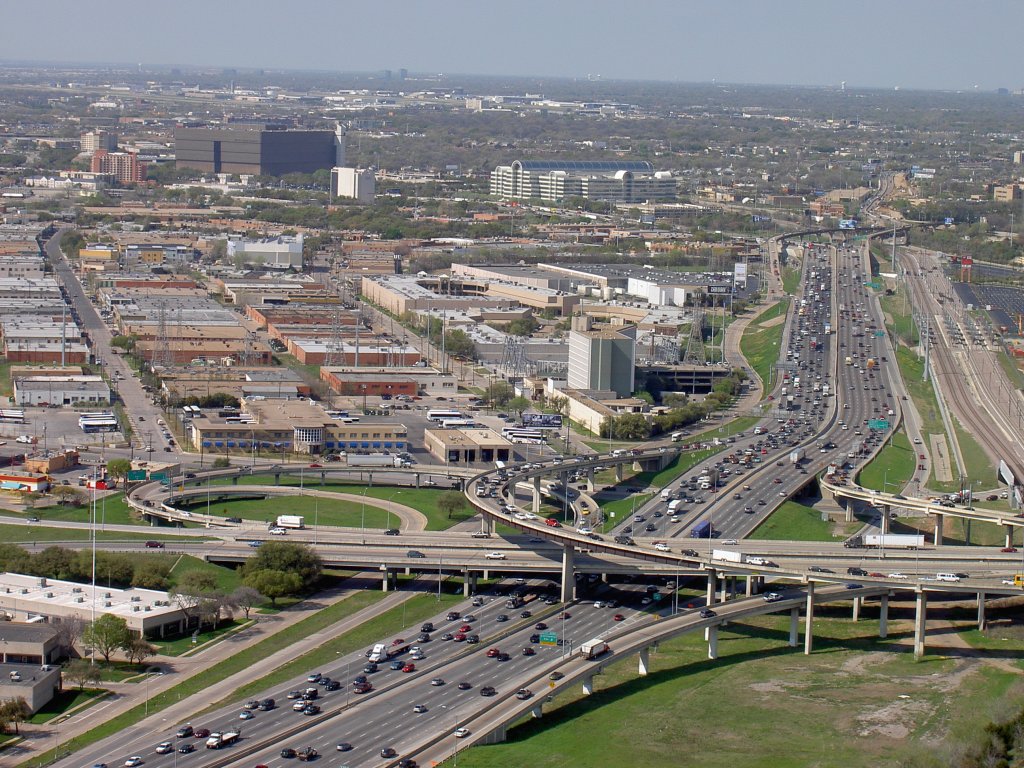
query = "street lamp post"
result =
(360, 487, 370, 544)
(387, 490, 402, 532)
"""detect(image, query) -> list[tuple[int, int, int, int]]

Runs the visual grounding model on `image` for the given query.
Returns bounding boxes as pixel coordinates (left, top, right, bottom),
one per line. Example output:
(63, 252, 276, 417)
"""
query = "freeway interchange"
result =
(64, 229, 1024, 768)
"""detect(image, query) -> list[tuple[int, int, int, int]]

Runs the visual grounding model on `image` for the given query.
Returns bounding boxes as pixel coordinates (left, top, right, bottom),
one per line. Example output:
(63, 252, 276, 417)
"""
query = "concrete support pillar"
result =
(852, 596, 861, 622)
(601, 573, 609, 584)
(1006, 526, 1014, 550)
(367, 472, 373, 488)
(977, 592, 987, 631)
(913, 589, 927, 659)
(804, 583, 815, 655)
(463, 570, 471, 597)
(483, 724, 507, 744)
(560, 545, 575, 603)
(705, 568, 717, 606)
(404, 566, 411, 576)
(531, 704, 543, 719)
(470, 572, 478, 594)
(532, 475, 542, 514)
(745, 575, 753, 596)
(382, 570, 389, 592)
(231, 475, 239, 485)
(273, 473, 281, 486)
(879, 594, 889, 639)
(482, 514, 493, 536)
(934, 514, 944, 546)
(789, 607, 799, 647)
(638, 646, 650, 676)
(707, 625, 719, 660)
(415, 473, 421, 489)
(582, 675, 595, 695)
(880, 506, 891, 533)
(718, 576, 728, 603)
(844, 501, 854, 523)
(614, 463, 624, 482)
(586, 469, 595, 494)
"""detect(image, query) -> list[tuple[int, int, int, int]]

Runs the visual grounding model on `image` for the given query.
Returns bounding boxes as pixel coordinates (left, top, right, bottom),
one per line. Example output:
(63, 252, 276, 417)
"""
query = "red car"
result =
(193, 728, 211, 739)
(558, 612, 571, 620)
(545, 518, 560, 527)
(458, 624, 472, 633)
(453, 633, 466, 642)
(486, 648, 500, 658)
(391, 638, 406, 646)
(613, 614, 625, 621)
(308, 463, 323, 468)
(1001, 547, 1019, 553)
(402, 663, 415, 673)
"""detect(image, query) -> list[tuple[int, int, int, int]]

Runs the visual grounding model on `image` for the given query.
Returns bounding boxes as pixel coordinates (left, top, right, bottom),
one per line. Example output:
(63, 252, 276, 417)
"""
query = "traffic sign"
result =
(652, 592, 663, 601)
(867, 419, 890, 430)
(874, 330, 885, 337)
(127, 469, 147, 482)
(150, 472, 168, 482)
(539, 632, 558, 646)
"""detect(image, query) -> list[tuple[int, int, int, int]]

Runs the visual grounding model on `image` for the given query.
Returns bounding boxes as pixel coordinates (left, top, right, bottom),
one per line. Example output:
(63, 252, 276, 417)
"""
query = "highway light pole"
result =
(360, 487, 370, 544)
(388, 490, 402, 532)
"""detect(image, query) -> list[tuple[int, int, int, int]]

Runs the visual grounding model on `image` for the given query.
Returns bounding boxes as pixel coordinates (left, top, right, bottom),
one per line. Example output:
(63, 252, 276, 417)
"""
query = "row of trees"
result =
(0, 543, 175, 591)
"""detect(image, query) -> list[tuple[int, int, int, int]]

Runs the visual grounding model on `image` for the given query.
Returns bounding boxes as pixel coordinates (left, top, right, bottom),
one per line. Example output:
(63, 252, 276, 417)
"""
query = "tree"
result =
(505, 317, 539, 337)
(51, 486, 85, 507)
(31, 546, 76, 580)
(122, 637, 156, 666)
(131, 559, 171, 590)
(242, 541, 322, 586)
(21, 492, 42, 509)
(212, 457, 231, 468)
(54, 616, 85, 659)
(106, 458, 132, 485)
(83, 614, 131, 663)
(438, 491, 467, 520)
(243, 569, 302, 606)
(230, 586, 264, 620)
(0, 698, 29, 735)
(508, 396, 532, 418)
(169, 571, 218, 625)
(64, 658, 101, 691)
(110, 335, 137, 352)
(442, 329, 476, 359)
(486, 381, 514, 408)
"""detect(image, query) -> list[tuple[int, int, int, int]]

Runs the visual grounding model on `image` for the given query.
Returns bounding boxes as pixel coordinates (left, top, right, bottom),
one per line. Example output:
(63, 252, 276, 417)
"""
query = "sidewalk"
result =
(12, 581, 416, 766)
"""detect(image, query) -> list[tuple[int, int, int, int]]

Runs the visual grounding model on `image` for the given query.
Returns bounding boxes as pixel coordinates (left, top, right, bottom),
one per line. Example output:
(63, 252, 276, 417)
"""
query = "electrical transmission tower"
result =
(682, 309, 707, 366)
(499, 336, 534, 379)
(152, 301, 173, 368)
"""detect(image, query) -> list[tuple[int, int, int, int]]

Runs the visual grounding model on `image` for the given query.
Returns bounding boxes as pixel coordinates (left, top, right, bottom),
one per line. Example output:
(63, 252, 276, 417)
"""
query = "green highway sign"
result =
(150, 472, 169, 482)
(874, 330, 886, 337)
(539, 632, 558, 647)
(652, 592, 663, 601)
(867, 419, 890, 430)
(126, 469, 147, 482)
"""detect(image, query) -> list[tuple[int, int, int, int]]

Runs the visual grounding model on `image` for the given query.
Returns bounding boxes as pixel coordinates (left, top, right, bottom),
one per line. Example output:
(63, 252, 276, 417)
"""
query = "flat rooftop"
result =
(0, 572, 182, 621)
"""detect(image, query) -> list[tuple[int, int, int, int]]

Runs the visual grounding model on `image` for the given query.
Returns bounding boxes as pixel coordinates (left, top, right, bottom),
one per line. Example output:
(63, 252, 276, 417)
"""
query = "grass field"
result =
(858, 430, 915, 491)
(740, 299, 789, 393)
(781, 265, 801, 295)
(894, 513, 1008, 548)
(190, 479, 469, 530)
(28, 688, 107, 724)
(0, 523, 203, 544)
(749, 500, 849, 541)
(445, 612, 1024, 768)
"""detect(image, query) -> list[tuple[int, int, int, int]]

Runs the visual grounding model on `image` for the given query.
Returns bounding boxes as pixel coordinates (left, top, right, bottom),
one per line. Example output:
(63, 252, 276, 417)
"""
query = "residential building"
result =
(90, 150, 146, 184)
(993, 184, 1023, 202)
(80, 130, 118, 153)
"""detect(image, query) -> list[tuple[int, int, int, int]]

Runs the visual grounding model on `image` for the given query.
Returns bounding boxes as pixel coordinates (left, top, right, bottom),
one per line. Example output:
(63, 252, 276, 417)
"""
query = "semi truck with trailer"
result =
(275, 515, 305, 529)
(346, 454, 409, 467)
(580, 639, 611, 660)
(844, 534, 925, 549)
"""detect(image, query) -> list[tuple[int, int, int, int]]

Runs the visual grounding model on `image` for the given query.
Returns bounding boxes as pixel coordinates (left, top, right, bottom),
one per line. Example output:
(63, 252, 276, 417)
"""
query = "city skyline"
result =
(2, 0, 1022, 92)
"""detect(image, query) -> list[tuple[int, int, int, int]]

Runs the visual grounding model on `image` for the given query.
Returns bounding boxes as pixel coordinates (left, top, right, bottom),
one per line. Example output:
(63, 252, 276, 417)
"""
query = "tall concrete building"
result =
(174, 124, 343, 176)
(331, 167, 376, 204)
(80, 130, 118, 153)
(490, 160, 675, 203)
(567, 317, 636, 397)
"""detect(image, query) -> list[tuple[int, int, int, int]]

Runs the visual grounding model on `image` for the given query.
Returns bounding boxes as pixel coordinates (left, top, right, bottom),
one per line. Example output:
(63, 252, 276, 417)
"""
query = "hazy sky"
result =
(2, 0, 1020, 91)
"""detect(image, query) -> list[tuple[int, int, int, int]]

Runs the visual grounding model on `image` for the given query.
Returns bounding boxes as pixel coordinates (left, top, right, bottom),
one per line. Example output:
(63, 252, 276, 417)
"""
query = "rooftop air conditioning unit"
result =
(104, 601, 112, 607)
(74, 596, 84, 603)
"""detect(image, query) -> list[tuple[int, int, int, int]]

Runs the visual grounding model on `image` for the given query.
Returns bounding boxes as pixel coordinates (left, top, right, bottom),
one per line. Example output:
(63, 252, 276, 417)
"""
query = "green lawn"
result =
(445, 613, 1019, 768)
(0, 523, 203, 544)
(17, 587, 392, 767)
(894, 513, 1008, 548)
(857, 430, 915, 491)
(151, 618, 248, 657)
(749, 501, 845, 541)
(28, 688, 107, 724)
(879, 289, 919, 345)
(29, 492, 136, 525)
(781, 266, 801, 294)
(740, 299, 789, 393)
(199, 477, 469, 530)
(168, 554, 242, 592)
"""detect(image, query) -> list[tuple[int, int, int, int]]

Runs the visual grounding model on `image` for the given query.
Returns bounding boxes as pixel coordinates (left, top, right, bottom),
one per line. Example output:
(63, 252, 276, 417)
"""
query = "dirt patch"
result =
(857, 696, 936, 738)
(756, 313, 787, 329)
(749, 680, 792, 694)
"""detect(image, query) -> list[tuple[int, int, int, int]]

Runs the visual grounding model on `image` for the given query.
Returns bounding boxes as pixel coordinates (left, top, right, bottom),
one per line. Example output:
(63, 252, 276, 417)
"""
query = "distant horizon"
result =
(0, 58, 1015, 99)
(2, 0, 1022, 93)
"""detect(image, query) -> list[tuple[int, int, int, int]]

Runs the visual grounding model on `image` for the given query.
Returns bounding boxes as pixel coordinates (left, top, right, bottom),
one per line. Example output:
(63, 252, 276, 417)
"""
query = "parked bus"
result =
(439, 418, 476, 429)
(0, 409, 25, 424)
(501, 428, 546, 445)
(427, 409, 462, 422)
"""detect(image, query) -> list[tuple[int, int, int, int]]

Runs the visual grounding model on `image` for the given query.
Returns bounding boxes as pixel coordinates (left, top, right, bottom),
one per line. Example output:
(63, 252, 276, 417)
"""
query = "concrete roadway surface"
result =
(65, 590, 640, 768)
(45, 230, 175, 456)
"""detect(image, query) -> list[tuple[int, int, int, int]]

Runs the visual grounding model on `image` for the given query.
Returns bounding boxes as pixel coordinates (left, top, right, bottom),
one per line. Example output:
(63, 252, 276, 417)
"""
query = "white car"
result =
(125, 758, 144, 767)
(155, 742, 173, 754)
(1001, 579, 1016, 586)
(654, 542, 671, 552)
(887, 573, 909, 580)
(454, 727, 471, 738)
(268, 527, 287, 535)
(484, 552, 506, 560)
(720, 539, 738, 546)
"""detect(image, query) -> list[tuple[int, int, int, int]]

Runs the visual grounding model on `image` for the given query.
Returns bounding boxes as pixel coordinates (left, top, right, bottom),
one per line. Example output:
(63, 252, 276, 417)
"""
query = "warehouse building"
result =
(490, 160, 675, 203)
(14, 374, 109, 406)
(424, 427, 512, 465)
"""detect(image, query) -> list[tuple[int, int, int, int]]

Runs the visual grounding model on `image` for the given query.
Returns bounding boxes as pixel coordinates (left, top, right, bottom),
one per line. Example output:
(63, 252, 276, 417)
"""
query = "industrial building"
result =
(567, 317, 637, 398)
(0, 572, 190, 638)
(14, 374, 109, 406)
(174, 124, 344, 176)
(490, 160, 676, 203)
(286, 339, 420, 367)
(189, 398, 408, 455)
(332, 167, 376, 203)
(226, 235, 305, 270)
(320, 366, 457, 397)
(423, 427, 512, 465)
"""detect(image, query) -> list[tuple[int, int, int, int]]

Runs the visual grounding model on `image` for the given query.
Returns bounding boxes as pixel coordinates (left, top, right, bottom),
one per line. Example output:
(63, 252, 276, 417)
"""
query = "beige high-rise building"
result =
(567, 317, 636, 397)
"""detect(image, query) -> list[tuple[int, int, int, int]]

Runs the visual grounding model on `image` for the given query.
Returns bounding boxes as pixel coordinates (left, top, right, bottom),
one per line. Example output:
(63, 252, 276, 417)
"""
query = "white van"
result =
(936, 572, 961, 583)
(660, 489, 673, 501)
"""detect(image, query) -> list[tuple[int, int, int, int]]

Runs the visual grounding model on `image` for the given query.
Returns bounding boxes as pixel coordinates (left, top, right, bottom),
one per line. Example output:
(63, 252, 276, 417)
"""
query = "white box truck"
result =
(347, 454, 407, 467)
(667, 499, 683, 513)
(580, 639, 610, 660)
(275, 515, 305, 529)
